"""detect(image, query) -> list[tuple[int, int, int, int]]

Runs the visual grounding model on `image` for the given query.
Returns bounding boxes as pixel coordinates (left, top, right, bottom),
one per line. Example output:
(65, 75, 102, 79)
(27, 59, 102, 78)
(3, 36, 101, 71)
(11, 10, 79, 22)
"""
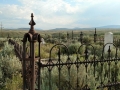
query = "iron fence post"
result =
(22, 13, 41, 90)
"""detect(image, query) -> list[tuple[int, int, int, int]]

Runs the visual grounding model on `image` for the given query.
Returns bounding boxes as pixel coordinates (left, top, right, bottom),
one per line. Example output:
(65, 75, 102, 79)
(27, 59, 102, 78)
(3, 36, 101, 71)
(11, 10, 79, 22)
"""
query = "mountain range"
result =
(98, 25, 120, 28)
(4, 25, 120, 31)
(50, 25, 120, 30)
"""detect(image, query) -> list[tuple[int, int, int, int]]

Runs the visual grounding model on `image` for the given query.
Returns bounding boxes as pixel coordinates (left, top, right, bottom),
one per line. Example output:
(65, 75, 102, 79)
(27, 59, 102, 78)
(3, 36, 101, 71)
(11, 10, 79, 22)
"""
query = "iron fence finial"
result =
(29, 13, 36, 34)
(80, 32, 83, 44)
(94, 28, 97, 42)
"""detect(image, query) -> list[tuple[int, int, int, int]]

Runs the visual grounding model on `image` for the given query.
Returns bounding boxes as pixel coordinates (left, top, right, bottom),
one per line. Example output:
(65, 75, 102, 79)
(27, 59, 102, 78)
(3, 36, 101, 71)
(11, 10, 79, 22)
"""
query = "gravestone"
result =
(104, 32, 113, 53)
(41, 38, 46, 44)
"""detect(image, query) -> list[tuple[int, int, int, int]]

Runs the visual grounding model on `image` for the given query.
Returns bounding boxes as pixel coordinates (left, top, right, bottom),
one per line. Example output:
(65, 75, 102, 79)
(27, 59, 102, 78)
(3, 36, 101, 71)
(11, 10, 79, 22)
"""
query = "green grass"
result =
(1, 28, 120, 38)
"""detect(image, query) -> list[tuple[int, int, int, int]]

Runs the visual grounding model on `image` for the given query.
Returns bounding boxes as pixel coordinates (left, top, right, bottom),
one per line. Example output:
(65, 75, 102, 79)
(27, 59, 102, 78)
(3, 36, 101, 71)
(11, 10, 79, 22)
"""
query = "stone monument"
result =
(104, 32, 113, 53)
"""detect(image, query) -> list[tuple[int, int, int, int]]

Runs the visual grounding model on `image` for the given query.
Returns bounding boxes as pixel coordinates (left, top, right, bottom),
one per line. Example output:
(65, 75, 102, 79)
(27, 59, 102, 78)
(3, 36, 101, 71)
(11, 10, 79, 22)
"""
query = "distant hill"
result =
(3, 25, 120, 31)
(50, 28, 69, 30)
(18, 28, 42, 30)
(50, 28, 88, 30)
(98, 25, 120, 28)
(18, 28, 29, 30)
(4, 28, 42, 31)
(50, 25, 120, 31)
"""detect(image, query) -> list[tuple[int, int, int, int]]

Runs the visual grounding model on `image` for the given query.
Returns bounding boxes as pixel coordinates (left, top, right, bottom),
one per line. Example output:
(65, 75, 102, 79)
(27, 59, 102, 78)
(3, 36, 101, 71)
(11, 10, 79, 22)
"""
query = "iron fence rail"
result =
(8, 37, 120, 90)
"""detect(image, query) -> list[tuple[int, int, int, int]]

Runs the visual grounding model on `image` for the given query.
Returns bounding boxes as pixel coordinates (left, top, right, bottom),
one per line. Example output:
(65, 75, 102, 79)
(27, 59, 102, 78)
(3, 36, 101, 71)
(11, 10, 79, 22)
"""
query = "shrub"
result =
(0, 42, 22, 90)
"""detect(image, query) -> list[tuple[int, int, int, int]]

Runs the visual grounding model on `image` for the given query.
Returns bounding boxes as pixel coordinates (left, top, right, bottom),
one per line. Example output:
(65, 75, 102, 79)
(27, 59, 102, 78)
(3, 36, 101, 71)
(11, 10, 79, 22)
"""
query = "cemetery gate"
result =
(8, 13, 120, 90)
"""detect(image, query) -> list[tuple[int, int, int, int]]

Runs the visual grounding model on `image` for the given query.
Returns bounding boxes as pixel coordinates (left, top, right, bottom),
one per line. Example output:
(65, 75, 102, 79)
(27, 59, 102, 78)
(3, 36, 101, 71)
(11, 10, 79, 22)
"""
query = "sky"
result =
(0, 0, 120, 30)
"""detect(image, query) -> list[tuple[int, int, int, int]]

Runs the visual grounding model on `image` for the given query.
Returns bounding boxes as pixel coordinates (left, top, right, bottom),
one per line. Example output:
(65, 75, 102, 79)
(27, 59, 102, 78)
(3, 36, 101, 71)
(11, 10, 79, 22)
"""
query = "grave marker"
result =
(104, 32, 113, 53)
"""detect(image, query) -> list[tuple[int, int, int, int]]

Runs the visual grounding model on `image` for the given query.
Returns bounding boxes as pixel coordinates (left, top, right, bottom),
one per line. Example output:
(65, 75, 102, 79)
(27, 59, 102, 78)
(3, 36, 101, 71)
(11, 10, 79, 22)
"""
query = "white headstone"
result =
(104, 32, 113, 53)
(41, 38, 46, 44)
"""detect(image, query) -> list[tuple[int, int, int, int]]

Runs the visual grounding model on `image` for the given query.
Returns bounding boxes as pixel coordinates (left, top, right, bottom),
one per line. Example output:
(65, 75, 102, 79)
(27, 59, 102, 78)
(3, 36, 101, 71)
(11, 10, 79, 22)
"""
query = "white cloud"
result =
(0, 11, 2, 14)
(17, 0, 82, 27)
(65, 4, 79, 13)
(0, 4, 33, 19)
(38, 15, 75, 25)
(19, 0, 83, 14)
(1, 0, 120, 29)
(0, 0, 85, 24)
(75, 0, 120, 5)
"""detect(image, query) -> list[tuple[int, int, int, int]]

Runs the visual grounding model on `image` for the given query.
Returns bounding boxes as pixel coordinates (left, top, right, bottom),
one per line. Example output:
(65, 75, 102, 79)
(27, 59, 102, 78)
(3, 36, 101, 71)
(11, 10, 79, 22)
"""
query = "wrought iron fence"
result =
(8, 13, 120, 90)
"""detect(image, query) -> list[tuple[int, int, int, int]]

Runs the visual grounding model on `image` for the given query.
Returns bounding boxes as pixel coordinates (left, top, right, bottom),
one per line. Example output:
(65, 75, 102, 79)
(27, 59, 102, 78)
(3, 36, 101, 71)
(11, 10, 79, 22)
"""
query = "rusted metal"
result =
(94, 28, 97, 42)
(29, 13, 36, 34)
(72, 31, 73, 39)
(7, 34, 10, 39)
(9, 35, 120, 90)
(8, 14, 120, 90)
(22, 13, 41, 90)
(80, 31, 83, 44)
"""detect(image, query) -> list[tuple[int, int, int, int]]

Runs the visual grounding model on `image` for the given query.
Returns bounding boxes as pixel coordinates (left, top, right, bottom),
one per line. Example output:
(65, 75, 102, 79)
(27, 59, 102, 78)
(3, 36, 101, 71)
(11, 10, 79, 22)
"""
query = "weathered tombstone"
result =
(41, 38, 45, 44)
(104, 32, 113, 53)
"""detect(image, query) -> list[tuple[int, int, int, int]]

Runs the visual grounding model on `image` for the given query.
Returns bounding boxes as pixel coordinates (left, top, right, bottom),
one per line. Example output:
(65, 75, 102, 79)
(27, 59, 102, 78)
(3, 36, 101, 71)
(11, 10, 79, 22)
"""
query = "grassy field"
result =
(1, 28, 120, 90)
(1, 28, 120, 38)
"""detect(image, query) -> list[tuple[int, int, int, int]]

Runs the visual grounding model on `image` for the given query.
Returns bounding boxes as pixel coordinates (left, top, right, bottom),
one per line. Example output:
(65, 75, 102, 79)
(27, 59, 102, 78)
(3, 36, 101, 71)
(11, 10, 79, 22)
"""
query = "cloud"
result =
(0, 11, 2, 14)
(18, 0, 84, 14)
(0, 4, 33, 19)
(17, 0, 83, 28)
(0, 0, 120, 29)
(38, 15, 76, 25)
